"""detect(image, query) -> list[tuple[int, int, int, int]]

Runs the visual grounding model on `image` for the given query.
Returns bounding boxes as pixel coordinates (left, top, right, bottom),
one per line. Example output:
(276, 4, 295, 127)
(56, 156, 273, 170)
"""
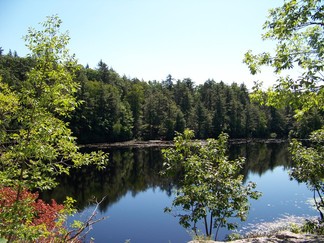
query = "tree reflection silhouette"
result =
(41, 142, 290, 212)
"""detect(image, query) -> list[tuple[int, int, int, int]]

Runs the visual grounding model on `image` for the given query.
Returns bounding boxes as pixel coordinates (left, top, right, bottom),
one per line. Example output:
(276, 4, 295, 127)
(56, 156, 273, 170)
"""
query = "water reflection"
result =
(41, 147, 174, 211)
(230, 142, 291, 180)
(41, 142, 317, 242)
(42, 142, 290, 212)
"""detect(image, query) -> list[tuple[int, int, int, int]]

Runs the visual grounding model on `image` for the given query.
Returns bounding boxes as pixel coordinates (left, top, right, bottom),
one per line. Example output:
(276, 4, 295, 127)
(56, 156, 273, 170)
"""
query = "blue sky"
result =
(1, 0, 284, 88)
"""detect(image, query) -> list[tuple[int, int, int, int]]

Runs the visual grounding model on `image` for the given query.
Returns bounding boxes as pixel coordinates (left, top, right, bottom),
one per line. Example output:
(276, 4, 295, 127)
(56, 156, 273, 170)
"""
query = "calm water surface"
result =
(43, 142, 318, 243)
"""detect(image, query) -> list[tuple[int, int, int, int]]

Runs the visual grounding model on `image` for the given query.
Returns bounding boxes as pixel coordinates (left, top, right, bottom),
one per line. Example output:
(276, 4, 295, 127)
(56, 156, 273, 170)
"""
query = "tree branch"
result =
(64, 196, 107, 242)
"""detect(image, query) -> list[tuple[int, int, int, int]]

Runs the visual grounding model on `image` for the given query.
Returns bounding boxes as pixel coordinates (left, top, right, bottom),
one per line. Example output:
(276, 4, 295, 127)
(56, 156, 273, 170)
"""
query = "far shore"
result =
(81, 138, 288, 149)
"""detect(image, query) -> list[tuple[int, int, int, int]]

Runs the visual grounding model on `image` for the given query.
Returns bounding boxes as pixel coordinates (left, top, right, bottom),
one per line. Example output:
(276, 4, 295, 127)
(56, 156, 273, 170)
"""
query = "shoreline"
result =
(189, 231, 324, 242)
(80, 138, 287, 149)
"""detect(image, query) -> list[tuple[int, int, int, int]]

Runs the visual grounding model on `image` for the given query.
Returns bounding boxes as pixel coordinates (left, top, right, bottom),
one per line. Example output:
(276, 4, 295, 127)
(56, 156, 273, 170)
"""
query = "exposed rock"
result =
(188, 231, 324, 243)
(189, 241, 217, 243)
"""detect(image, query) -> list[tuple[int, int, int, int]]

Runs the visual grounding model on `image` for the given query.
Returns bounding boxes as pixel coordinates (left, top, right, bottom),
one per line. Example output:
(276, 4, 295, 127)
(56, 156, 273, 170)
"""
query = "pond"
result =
(41, 142, 318, 243)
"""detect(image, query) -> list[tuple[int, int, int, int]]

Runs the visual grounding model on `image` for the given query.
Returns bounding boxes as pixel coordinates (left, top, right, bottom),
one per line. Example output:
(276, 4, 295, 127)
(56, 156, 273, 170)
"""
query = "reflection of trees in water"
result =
(40, 147, 174, 212)
(41, 142, 290, 212)
(229, 142, 290, 181)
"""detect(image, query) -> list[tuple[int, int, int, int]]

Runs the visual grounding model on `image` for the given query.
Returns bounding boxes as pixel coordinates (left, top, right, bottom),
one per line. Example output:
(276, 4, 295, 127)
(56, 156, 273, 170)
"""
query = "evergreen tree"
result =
(97, 59, 110, 83)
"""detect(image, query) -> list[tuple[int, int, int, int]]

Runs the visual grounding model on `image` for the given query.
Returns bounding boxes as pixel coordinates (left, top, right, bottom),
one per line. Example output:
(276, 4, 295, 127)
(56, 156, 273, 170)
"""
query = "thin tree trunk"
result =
(214, 222, 222, 241)
(204, 215, 209, 237)
(209, 213, 213, 236)
(15, 164, 25, 201)
(314, 187, 324, 221)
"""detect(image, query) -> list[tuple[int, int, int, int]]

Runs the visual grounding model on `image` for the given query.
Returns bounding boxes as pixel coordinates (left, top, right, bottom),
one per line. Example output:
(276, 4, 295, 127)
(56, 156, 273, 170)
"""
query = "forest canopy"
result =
(1, 51, 323, 143)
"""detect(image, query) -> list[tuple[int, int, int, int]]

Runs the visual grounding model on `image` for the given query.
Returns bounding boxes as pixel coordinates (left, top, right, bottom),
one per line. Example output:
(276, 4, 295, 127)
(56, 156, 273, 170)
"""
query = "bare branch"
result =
(64, 196, 107, 242)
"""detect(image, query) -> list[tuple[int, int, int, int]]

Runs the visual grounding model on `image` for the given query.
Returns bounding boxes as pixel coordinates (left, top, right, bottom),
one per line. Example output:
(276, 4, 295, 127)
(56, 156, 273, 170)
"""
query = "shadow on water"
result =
(230, 142, 291, 181)
(41, 147, 174, 212)
(41, 141, 290, 212)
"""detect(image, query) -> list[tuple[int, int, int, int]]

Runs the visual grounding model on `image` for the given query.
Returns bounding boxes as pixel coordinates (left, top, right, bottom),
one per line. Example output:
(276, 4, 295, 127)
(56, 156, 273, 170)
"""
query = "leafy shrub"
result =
(302, 219, 324, 235)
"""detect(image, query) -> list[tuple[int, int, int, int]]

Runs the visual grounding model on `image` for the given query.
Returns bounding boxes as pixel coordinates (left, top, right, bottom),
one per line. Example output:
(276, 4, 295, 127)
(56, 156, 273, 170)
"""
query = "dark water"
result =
(42, 142, 318, 243)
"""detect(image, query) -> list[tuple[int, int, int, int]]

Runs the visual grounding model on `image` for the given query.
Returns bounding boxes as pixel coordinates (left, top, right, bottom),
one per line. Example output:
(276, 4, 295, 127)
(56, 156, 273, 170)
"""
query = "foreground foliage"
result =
(244, 0, 324, 118)
(244, 0, 324, 230)
(290, 129, 324, 221)
(0, 186, 105, 242)
(162, 129, 261, 240)
(0, 16, 108, 241)
(0, 187, 71, 242)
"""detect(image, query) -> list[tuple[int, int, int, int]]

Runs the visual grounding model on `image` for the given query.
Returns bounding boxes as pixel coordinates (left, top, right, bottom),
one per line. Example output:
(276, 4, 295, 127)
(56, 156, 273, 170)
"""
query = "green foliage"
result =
(289, 223, 302, 234)
(0, 54, 35, 88)
(245, 0, 324, 224)
(225, 233, 242, 241)
(0, 78, 19, 142)
(162, 129, 261, 240)
(60, 65, 297, 141)
(0, 15, 108, 241)
(72, 78, 133, 143)
(302, 219, 324, 235)
(289, 129, 324, 220)
(2, 53, 300, 142)
(142, 82, 183, 140)
(125, 82, 145, 138)
(0, 15, 108, 191)
(244, 0, 324, 118)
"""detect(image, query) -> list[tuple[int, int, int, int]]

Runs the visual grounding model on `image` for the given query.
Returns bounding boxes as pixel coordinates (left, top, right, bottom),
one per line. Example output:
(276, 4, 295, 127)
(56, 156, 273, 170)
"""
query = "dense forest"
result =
(1, 50, 323, 144)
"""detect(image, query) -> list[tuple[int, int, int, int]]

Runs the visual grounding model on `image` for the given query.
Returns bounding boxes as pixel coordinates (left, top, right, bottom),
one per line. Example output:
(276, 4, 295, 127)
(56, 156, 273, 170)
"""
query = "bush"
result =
(0, 186, 71, 242)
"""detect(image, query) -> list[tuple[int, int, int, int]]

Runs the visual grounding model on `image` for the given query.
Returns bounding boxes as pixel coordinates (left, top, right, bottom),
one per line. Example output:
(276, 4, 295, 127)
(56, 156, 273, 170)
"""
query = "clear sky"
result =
(0, 0, 284, 89)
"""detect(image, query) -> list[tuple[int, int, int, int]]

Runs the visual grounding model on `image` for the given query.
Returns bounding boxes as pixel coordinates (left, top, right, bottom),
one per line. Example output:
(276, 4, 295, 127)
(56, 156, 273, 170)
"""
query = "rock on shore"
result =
(188, 231, 324, 243)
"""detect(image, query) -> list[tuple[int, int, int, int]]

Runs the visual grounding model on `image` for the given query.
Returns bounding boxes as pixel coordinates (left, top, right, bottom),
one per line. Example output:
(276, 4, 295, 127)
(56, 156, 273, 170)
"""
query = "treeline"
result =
(1, 51, 323, 143)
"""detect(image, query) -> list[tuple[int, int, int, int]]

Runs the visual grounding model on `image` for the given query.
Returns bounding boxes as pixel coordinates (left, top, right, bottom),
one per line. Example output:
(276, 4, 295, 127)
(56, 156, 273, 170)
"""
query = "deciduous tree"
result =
(0, 15, 108, 241)
(244, 0, 324, 224)
(244, 0, 324, 118)
(162, 129, 260, 240)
